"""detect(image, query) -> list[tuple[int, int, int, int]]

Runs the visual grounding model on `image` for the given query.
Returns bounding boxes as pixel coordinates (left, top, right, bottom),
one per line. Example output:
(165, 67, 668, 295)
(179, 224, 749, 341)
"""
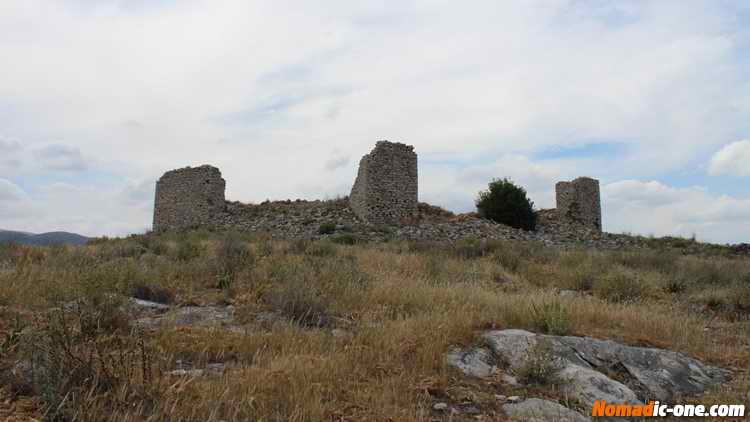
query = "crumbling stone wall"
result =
(349, 141, 418, 225)
(555, 177, 601, 231)
(153, 165, 227, 231)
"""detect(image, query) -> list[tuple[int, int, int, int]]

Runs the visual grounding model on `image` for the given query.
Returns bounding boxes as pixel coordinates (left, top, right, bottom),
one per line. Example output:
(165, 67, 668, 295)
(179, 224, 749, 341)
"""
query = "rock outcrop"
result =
(448, 329, 730, 419)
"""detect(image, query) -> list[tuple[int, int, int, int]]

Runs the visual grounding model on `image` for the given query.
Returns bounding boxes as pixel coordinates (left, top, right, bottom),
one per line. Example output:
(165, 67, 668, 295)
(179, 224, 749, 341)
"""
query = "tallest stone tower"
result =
(349, 141, 418, 225)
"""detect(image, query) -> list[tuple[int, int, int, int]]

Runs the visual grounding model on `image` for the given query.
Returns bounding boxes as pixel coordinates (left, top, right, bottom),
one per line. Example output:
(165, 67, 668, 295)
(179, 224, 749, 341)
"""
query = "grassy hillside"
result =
(0, 231, 748, 421)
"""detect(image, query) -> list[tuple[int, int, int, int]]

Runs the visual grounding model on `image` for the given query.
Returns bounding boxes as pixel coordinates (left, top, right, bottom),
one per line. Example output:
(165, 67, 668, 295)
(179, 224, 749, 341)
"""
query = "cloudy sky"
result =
(1, 0, 749, 243)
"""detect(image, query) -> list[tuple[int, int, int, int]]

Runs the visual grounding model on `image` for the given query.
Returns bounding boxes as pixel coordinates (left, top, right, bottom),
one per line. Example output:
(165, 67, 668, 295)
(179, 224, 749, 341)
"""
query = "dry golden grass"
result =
(0, 233, 748, 421)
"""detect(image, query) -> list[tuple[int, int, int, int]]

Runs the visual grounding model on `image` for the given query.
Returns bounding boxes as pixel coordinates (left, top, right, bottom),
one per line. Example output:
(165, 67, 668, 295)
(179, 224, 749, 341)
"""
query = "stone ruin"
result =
(152, 141, 602, 237)
(555, 177, 602, 231)
(153, 165, 227, 231)
(349, 141, 418, 225)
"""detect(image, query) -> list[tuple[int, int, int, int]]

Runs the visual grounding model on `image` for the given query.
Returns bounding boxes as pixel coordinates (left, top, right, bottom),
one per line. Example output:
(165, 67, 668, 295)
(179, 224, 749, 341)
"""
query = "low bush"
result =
(515, 339, 562, 386)
(317, 222, 337, 235)
(475, 178, 536, 231)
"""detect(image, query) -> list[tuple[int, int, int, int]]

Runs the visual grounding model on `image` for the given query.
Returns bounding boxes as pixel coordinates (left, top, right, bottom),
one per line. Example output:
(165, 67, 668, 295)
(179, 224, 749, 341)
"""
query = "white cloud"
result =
(1, 181, 154, 237)
(33, 144, 89, 171)
(0, 138, 21, 154)
(420, 154, 568, 213)
(324, 155, 350, 171)
(0, 178, 34, 219)
(708, 140, 750, 176)
(603, 180, 750, 243)
(0, 178, 26, 202)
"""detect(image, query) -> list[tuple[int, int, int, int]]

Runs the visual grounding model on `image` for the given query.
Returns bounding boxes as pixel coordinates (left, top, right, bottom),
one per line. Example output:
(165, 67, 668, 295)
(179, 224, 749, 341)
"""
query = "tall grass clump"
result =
(593, 266, 646, 303)
(215, 232, 254, 290)
(530, 299, 571, 335)
(21, 294, 157, 419)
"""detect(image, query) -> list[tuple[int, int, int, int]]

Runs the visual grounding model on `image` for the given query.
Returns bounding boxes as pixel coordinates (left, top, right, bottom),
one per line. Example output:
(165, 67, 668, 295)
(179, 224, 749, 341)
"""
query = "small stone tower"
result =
(349, 141, 418, 225)
(555, 177, 602, 231)
(153, 165, 226, 231)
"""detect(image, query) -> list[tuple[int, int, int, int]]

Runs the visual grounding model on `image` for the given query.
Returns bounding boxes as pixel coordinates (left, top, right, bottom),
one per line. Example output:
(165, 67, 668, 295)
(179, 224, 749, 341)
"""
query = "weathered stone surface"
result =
(555, 177, 602, 231)
(167, 362, 226, 377)
(445, 346, 497, 378)
(553, 334, 731, 401)
(502, 398, 590, 422)
(447, 330, 729, 407)
(558, 364, 639, 406)
(128, 297, 170, 311)
(350, 141, 418, 225)
(136, 305, 236, 328)
(153, 165, 226, 231)
(168, 305, 235, 327)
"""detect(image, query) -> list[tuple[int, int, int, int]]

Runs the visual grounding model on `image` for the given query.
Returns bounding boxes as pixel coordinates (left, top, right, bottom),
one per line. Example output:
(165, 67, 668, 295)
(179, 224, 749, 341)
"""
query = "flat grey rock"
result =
(448, 329, 729, 407)
(168, 305, 235, 327)
(503, 398, 589, 422)
(558, 364, 639, 406)
(129, 297, 170, 311)
(445, 346, 497, 378)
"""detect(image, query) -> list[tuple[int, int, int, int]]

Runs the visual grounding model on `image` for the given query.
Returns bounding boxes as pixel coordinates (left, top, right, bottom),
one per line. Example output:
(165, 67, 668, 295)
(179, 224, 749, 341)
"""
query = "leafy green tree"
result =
(476, 178, 536, 231)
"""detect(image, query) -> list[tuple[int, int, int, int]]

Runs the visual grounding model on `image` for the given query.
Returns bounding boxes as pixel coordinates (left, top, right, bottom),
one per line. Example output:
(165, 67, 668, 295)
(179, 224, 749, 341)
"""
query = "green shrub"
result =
(475, 178, 536, 231)
(330, 233, 359, 245)
(317, 222, 337, 235)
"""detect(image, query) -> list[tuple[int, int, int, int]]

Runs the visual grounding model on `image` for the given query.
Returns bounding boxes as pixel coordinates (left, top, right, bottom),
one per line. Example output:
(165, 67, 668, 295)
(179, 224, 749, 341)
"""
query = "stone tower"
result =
(153, 165, 227, 231)
(555, 177, 602, 231)
(349, 141, 418, 225)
